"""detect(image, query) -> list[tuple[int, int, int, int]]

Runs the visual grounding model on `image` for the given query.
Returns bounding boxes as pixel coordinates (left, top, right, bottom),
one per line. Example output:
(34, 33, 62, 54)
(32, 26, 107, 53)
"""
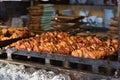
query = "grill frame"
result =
(4, 48, 120, 76)
(0, 59, 117, 80)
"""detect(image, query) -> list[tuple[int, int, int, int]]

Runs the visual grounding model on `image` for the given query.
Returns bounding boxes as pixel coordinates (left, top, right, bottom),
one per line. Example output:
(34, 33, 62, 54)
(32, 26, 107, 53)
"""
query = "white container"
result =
(96, 17, 103, 23)
(79, 10, 89, 16)
(88, 16, 97, 22)
(104, 9, 114, 26)
(96, 17, 103, 27)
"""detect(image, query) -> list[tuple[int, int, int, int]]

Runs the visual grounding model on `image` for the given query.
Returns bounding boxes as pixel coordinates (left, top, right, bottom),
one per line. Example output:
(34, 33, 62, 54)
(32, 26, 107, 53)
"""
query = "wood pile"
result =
(27, 4, 56, 31)
(110, 17, 118, 27)
(27, 6, 43, 30)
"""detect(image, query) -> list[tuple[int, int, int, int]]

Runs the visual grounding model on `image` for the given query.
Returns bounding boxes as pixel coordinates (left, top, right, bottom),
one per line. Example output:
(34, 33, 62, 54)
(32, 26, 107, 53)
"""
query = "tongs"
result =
(66, 16, 85, 23)
(52, 16, 85, 23)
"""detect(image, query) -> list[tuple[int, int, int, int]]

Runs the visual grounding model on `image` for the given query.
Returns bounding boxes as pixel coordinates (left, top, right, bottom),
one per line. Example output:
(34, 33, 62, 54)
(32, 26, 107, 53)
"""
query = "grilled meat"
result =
(6, 31, 118, 59)
(0, 27, 34, 41)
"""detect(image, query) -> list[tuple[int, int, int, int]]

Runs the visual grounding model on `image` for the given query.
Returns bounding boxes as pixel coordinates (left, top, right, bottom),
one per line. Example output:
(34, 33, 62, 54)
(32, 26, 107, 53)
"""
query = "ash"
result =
(0, 62, 71, 80)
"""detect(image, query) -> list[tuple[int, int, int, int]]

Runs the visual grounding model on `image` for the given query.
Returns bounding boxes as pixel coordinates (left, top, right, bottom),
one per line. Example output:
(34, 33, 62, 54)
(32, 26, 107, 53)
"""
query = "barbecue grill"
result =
(0, 1, 119, 80)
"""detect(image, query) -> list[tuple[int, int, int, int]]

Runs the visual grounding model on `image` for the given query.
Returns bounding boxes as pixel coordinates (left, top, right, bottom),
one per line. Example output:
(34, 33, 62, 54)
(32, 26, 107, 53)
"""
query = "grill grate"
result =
(4, 48, 120, 76)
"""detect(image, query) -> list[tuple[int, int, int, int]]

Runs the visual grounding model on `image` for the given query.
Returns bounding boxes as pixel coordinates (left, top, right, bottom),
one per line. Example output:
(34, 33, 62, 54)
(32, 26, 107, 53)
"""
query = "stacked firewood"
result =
(27, 5, 43, 30)
(27, 4, 56, 31)
(110, 17, 118, 27)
